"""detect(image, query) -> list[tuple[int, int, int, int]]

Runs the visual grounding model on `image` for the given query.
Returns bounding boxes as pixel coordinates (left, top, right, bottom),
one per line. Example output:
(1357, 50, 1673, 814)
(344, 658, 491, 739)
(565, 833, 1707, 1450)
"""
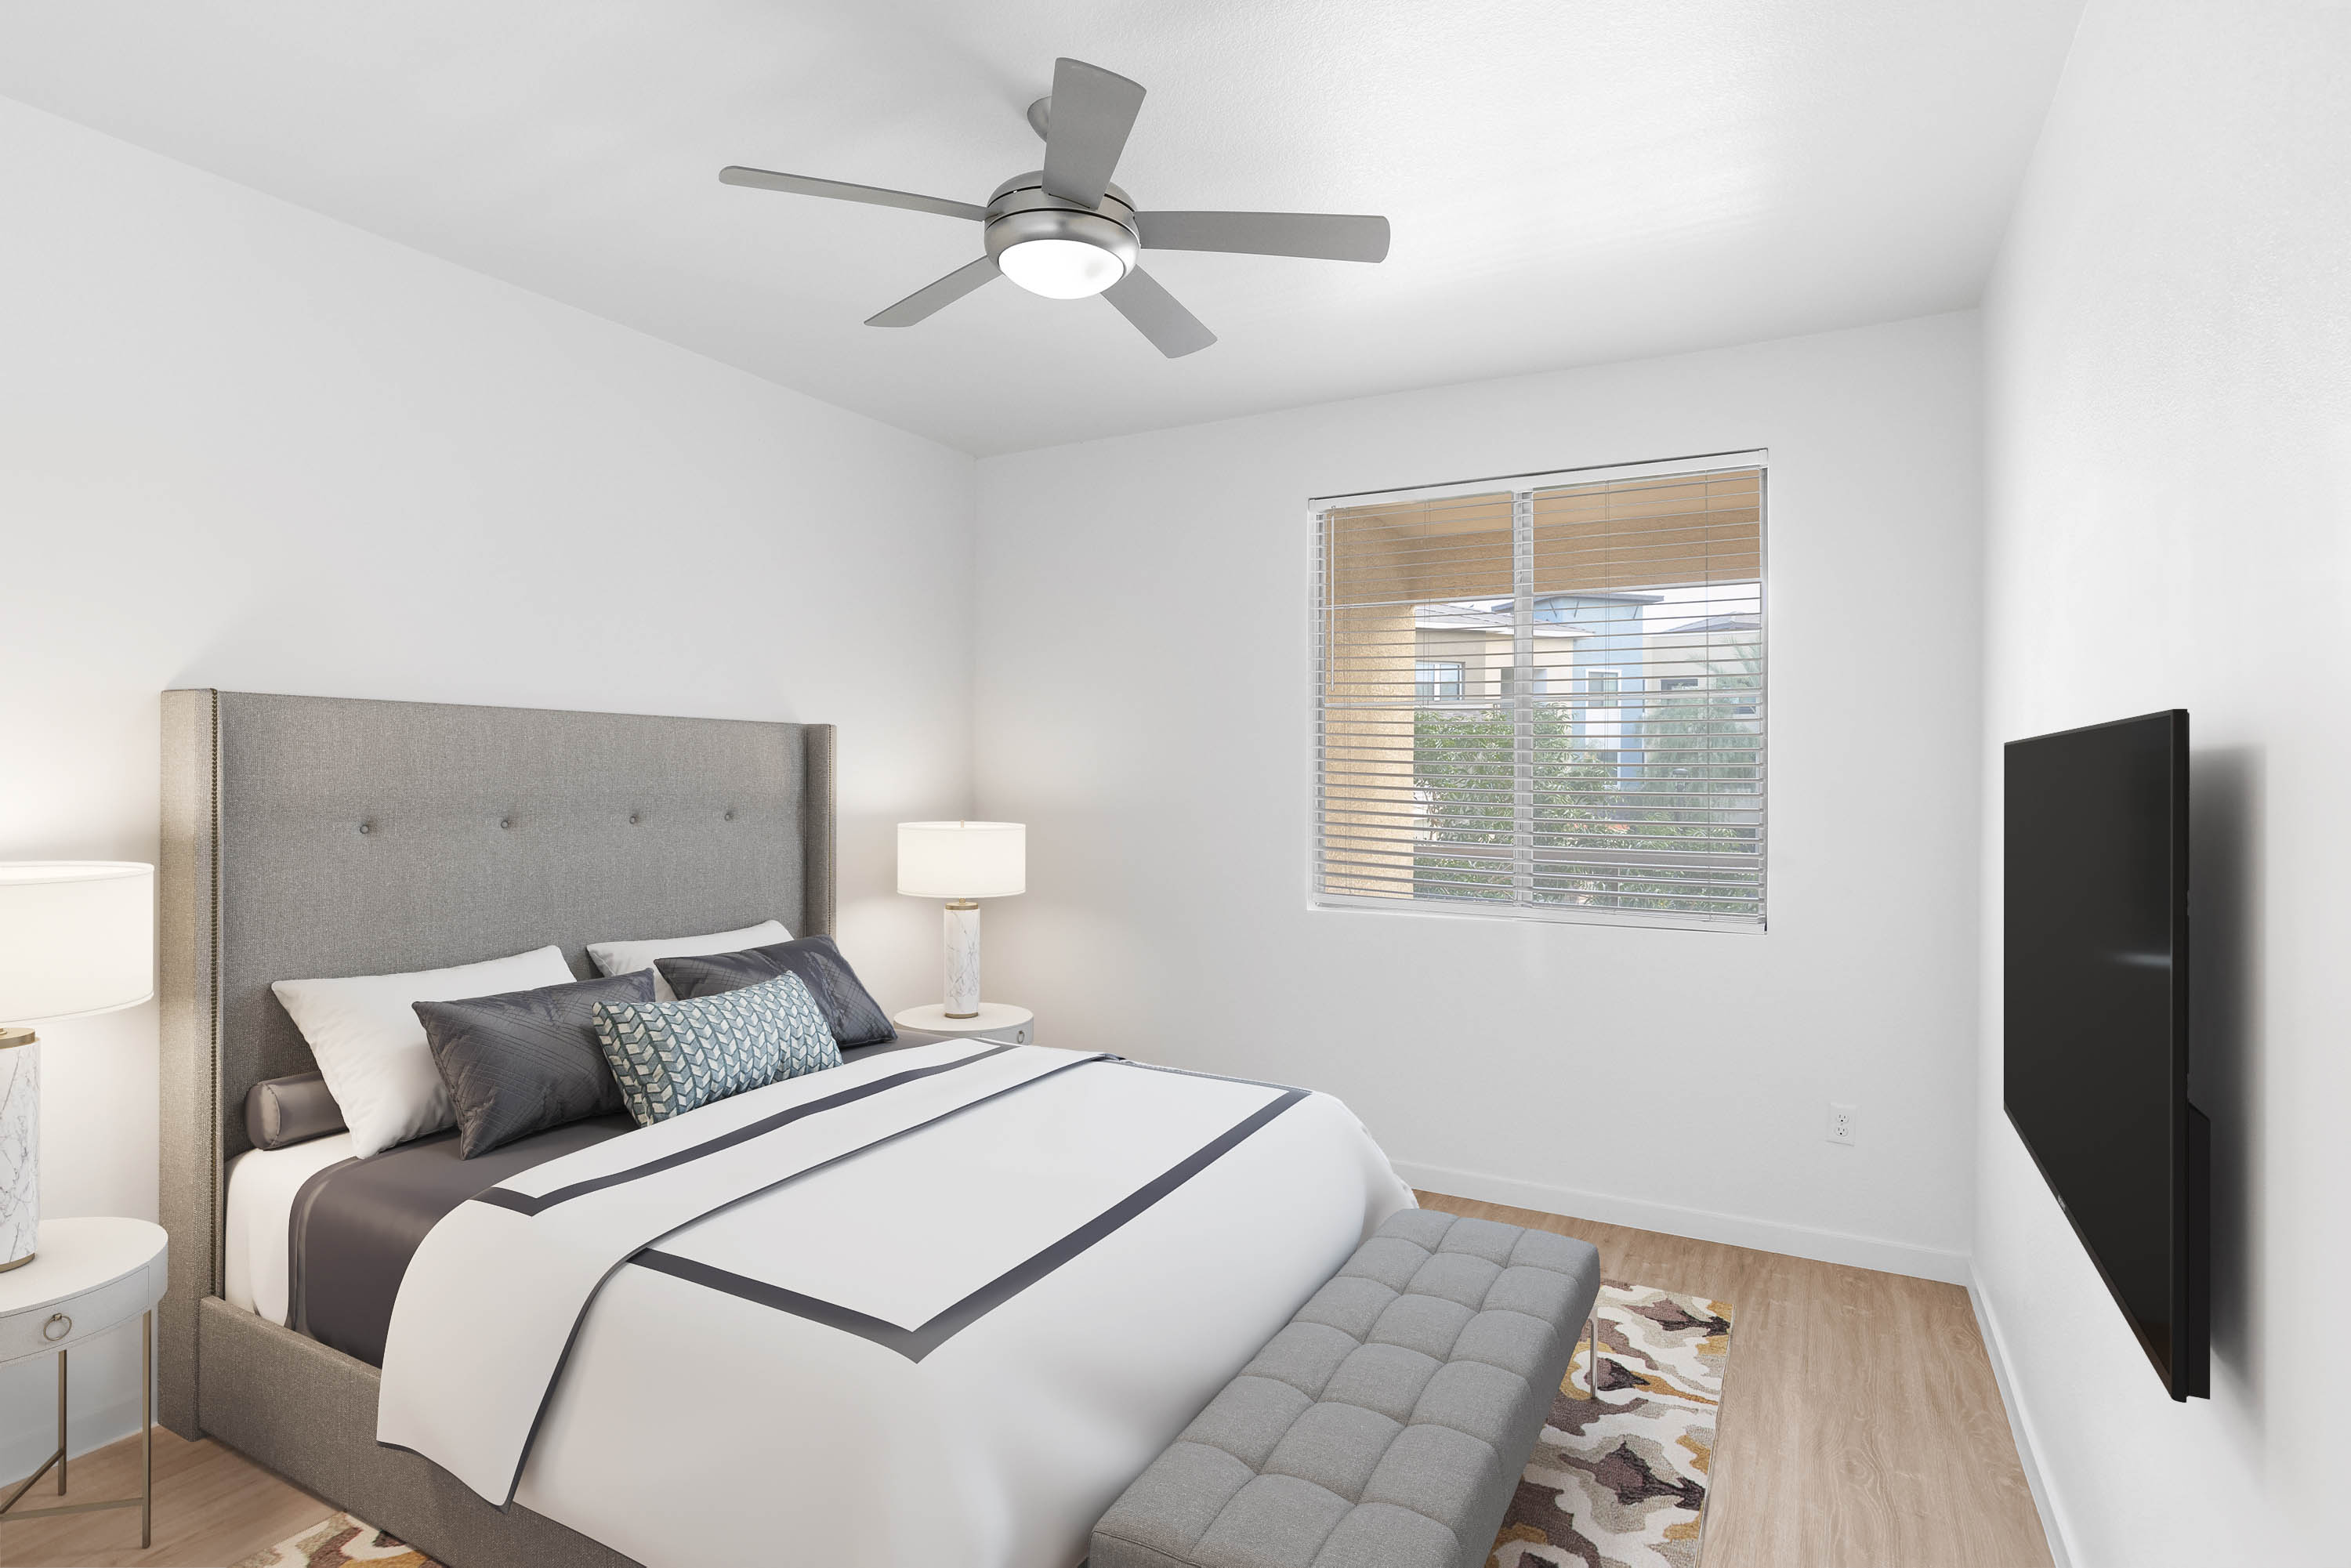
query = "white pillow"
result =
(272, 945, 577, 1158)
(585, 921, 790, 1001)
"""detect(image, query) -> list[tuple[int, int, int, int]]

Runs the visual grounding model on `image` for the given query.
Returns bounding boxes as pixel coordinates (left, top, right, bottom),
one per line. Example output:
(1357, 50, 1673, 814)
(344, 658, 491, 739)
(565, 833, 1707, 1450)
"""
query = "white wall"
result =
(1973, 2, 2351, 1564)
(0, 96, 975, 1477)
(975, 312, 1985, 1282)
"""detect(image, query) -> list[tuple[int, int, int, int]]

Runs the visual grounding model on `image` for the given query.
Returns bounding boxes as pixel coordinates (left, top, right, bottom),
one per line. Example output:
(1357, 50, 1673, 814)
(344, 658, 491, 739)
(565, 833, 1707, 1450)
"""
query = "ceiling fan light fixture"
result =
(998, 236, 1127, 299)
(721, 58, 1391, 355)
(983, 202, 1139, 302)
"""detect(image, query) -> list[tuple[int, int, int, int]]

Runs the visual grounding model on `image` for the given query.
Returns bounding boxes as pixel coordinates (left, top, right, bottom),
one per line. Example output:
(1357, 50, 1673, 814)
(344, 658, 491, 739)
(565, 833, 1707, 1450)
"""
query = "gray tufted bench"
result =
(1092, 1209, 1602, 1568)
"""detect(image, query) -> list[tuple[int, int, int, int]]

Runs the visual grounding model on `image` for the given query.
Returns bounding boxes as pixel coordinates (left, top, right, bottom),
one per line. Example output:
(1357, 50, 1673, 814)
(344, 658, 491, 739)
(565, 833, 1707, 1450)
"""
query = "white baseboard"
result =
(1393, 1159, 1972, 1285)
(1968, 1269, 2078, 1568)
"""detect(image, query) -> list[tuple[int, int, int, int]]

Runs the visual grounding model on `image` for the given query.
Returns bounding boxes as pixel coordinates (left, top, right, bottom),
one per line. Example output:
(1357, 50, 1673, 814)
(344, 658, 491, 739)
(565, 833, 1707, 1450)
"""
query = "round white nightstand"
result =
(0, 1217, 167, 1547)
(893, 1003, 1034, 1044)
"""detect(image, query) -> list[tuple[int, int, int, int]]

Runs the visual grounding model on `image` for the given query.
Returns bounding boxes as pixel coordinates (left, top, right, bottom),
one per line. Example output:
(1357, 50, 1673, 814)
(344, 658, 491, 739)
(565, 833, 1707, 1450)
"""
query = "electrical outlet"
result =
(1826, 1103, 1859, 1146)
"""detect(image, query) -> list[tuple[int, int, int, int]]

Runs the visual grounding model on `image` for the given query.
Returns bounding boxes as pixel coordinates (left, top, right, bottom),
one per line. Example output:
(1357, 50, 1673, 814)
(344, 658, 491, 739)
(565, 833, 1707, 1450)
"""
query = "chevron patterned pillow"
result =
(590, 970, 841, 1126)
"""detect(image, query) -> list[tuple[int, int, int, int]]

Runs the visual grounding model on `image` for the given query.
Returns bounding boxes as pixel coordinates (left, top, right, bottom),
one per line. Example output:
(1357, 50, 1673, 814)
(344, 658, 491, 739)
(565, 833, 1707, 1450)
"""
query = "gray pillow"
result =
(655, 934, 895, 1048)
(415, 969, 655, 1158)
(244, 1071, 347, 1150)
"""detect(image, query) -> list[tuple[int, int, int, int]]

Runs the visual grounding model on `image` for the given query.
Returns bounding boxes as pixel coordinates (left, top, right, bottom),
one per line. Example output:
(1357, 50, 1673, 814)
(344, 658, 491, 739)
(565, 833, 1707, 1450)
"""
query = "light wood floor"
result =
(0, 1423, 325, 1568)
(4, 1193, 2053, 1568)
(1419, 1191, 2054, 1568)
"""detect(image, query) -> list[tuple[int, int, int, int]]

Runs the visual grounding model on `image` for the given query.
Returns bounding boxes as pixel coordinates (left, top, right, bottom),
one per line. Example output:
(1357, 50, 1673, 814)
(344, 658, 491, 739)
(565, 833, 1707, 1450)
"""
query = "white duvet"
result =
(379, 1041, 1411, 1567)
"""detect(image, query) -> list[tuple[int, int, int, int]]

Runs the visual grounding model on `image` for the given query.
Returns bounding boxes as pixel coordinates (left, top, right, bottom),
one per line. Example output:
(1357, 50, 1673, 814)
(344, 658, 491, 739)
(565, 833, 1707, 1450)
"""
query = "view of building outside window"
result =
(1412, 659, 1465, 699)
(1316, 463, 1766, 929)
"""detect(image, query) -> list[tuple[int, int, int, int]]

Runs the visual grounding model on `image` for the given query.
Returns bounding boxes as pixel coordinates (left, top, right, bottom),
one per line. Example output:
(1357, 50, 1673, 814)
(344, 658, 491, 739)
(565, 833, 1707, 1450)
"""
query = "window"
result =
(1414, 660, 1465, 699)
(1313, 454, 1766, 930)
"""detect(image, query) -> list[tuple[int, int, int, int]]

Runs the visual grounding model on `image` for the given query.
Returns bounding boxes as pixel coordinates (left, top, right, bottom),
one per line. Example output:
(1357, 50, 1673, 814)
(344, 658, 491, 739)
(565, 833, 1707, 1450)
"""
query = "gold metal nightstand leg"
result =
(142, 1309, 153, 1547)
(0, 1313, 160, 1544)
(0, 1355, 66, 1513)
(0, 1439, 63, 1515)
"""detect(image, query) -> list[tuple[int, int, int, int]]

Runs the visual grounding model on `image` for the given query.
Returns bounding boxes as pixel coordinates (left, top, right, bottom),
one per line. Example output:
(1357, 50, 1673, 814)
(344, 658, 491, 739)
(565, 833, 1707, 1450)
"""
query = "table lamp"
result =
(0, 862, 155, 1272)
(897, 822, 1024, 1019)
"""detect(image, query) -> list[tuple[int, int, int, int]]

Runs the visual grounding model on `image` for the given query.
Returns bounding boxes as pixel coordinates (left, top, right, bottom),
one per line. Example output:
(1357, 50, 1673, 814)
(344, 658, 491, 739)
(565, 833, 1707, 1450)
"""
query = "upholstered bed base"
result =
(197, 1299, 641, 1567)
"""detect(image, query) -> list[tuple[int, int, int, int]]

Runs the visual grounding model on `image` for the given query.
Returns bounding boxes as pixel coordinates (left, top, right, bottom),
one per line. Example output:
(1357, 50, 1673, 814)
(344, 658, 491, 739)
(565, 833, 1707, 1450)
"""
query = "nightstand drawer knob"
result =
(42, 1312, 71, 1342)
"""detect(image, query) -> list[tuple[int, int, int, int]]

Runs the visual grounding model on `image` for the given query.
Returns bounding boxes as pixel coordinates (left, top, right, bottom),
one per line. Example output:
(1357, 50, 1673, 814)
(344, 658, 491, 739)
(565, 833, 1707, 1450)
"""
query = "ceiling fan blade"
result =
(1039, 58, 1145, 208)
(1136, 211, 1391, 263)
(865, 257, 1000, 328)
(1103, 267, 1216, 358)
(719, 166, 985, 223)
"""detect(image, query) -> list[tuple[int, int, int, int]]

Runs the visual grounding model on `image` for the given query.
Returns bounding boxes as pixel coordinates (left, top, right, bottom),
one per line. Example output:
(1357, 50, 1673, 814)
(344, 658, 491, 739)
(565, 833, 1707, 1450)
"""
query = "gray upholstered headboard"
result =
(155, 689, 835, 1433)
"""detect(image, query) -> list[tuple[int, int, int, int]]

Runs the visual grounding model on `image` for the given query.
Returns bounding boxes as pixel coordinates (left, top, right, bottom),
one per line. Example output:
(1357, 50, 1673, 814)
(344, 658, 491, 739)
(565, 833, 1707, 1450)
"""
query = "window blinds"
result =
(1313, 456, 1766, 929)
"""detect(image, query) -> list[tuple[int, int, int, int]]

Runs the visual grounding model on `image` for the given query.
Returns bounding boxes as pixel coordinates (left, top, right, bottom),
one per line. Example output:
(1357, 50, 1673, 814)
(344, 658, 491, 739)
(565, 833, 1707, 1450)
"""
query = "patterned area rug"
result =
(230, 1513, 444, 1568)
(1488, 1280, 1737, 1568)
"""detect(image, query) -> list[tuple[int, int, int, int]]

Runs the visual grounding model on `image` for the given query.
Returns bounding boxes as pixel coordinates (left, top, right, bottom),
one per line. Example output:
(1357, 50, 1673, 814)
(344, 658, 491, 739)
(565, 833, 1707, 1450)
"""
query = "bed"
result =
(158, 690, 1408, 1568)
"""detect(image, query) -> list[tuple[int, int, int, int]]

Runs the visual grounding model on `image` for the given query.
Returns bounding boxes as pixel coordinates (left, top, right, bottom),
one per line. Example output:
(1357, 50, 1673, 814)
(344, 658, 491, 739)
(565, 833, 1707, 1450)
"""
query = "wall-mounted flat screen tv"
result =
(2005, 709, 2208, 1400)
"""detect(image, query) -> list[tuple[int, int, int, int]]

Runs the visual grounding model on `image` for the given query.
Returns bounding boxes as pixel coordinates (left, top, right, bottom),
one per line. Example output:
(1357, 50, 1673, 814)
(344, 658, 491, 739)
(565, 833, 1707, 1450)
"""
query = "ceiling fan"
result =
(719, 57, 1391, 358)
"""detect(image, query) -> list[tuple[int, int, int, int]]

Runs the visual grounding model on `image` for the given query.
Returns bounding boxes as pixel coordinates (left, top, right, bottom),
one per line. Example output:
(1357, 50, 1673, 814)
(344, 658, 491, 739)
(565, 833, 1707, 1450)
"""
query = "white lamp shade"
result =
(897, 823, 1025, 900)
(0, 862, 156, 1024)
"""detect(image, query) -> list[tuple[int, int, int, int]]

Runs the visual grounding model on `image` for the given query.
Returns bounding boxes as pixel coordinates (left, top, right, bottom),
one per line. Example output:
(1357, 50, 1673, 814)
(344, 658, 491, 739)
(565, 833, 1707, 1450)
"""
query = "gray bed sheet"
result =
(285, 1034, 943, 1366)
(289, 1114, 632, 1365)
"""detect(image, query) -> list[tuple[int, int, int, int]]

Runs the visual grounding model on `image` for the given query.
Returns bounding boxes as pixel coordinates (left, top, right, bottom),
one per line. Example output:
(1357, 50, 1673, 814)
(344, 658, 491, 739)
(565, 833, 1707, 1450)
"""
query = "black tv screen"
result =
(2005, 709, 2207, 1400)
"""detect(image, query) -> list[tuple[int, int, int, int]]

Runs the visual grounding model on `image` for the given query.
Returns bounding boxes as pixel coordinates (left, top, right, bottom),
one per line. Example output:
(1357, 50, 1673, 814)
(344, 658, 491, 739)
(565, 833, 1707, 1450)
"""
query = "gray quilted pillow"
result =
(415, 970, 653, 1158)
(591, 971, 841, 1126)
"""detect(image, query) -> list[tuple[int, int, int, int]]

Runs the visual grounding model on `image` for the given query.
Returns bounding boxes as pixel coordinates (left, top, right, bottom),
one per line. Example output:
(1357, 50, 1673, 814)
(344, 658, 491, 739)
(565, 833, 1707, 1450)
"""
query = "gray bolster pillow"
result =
(245, 1071, 348, 1150)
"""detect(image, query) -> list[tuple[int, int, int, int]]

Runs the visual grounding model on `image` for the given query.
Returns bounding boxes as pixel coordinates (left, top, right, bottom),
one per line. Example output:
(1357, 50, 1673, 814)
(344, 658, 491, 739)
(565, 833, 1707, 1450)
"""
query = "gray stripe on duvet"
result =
(475, 1041, 1024, 1216)
(632, 1085, 1310, 1360)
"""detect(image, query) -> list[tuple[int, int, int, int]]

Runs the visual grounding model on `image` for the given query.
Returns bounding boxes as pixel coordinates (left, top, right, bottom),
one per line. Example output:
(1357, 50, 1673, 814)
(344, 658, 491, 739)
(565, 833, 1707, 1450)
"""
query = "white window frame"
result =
(1309, 450, 1768, 934)
(1413, 659, 1465, 700)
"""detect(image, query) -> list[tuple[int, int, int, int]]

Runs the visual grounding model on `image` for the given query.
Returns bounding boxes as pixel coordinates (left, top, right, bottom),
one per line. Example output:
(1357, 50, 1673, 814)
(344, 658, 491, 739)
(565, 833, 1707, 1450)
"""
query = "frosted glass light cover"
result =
(997, 237, 1126, 299)
(897, 823, 1026, 900)
(0, 862, 157, 1024)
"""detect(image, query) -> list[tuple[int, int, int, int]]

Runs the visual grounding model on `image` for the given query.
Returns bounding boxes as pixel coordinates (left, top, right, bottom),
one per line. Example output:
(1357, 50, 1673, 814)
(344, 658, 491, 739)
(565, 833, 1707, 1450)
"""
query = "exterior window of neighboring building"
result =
(1414, 660, 1465, 699)
(1313, 455, 1767, 930)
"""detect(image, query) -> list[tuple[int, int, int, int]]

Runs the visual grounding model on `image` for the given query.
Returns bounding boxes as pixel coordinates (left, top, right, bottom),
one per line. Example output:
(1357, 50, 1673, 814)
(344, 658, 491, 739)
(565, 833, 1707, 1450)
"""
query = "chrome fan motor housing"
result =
(987, 171, 1136, 212)
(983, 172, 1139, 273)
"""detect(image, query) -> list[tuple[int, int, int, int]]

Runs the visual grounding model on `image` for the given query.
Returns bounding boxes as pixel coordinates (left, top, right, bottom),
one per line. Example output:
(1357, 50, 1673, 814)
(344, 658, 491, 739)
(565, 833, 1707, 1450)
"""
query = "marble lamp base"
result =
(0, 1028, 35, 1272)
(942, 900, 983, 1018)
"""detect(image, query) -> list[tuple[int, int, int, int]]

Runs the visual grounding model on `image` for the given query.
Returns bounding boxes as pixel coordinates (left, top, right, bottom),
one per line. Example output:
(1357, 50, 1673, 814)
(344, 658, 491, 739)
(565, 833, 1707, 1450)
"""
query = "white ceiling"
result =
(0, 1, 2082, 454)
